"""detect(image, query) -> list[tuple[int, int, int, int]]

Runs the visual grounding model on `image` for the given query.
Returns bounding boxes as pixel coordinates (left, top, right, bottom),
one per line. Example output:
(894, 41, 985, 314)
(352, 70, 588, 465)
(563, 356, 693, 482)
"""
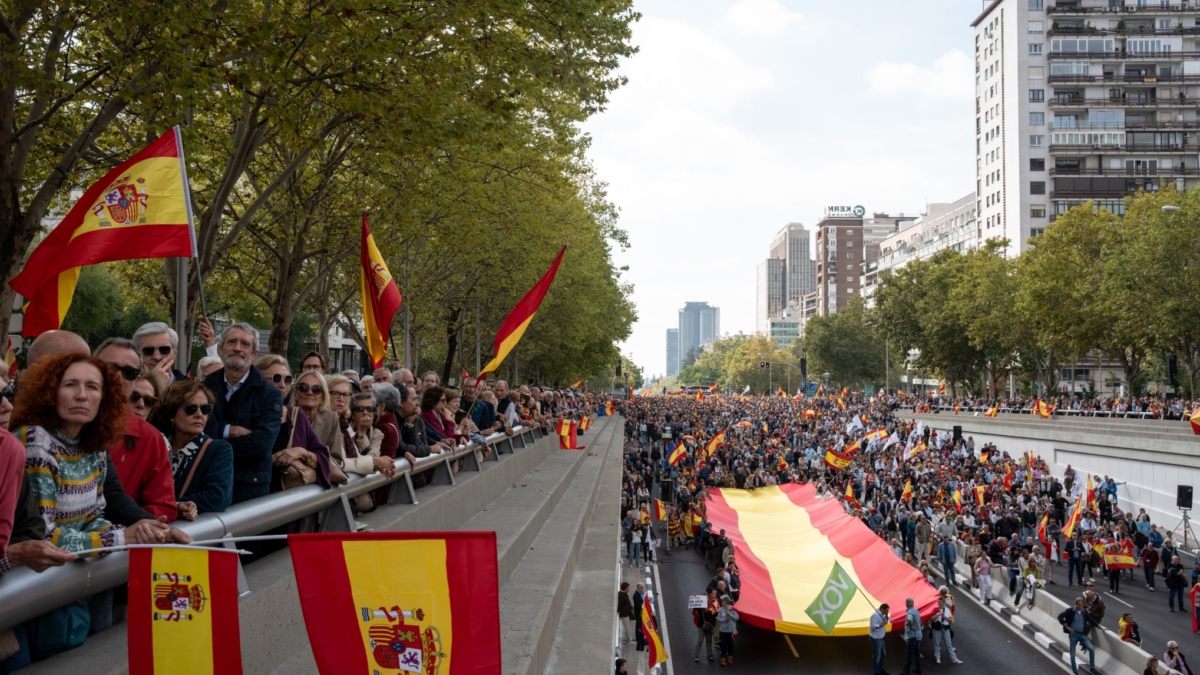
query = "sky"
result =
(583, 0, 985, 378)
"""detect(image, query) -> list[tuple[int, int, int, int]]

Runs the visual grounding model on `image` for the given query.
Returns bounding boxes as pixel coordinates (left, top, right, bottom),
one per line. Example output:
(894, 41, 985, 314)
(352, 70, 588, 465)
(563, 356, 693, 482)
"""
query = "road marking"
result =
(649, 561, 674, 675)
(646, 576, 652, 587)
(1104, 592, 1132, 608)
(784, 634, 799, 658)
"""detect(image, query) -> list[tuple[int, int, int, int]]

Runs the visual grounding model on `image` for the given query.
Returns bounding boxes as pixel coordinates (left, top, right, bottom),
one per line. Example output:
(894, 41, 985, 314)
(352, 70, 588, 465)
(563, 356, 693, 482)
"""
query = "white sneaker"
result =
(952, 659, 963, 664)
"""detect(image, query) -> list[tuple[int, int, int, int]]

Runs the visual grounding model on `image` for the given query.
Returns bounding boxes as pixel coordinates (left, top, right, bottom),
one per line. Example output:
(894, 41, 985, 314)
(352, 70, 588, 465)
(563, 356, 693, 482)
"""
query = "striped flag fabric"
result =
(668, 441, 687, 467)
(703, 432, 726, 461)
(360, 214, 403, 370)
(557, 419, 585, 450)
(4, 338, 16, 379)
(706, 484, 937, 635)
(844, 482, 860, 510)
(900, 480, 913, 502)
(974, 485, 986, 506)
(823, 448, 852, 472)
(653, 498, 668, 521)
(641, 594, 668, 668)
(570, 378, 582, 389)
(477, 245, 566, 378)
(1103, 551, 1137, 570)
(289, 532, 500, 675)
(952, 488, 963, 513)
(127, 547, 242, 675)
(1062, 495, 1085, 538)
(1191, 407, 1200, 435)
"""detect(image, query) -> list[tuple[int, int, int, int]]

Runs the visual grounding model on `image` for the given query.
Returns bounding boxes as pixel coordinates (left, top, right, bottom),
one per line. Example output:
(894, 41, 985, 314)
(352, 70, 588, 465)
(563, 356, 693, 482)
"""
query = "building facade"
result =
(678, 302, 720, 368)
(666, 328, 680, 377)
(771, 222, 816, 307)
(756, 257, 787, 333)
(973, 0, 1200, 258)
(814, 208, 866, 316)
(870, 193, 981, 306)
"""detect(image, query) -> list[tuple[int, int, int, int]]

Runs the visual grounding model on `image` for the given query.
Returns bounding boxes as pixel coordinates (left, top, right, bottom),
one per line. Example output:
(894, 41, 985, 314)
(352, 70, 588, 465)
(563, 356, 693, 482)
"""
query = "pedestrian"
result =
(1082, 584, 1105, 634)
(1065, 532, 1084, 587)
(937, 536, 958, 586)
(1163, 641, 1190, 675)
(901, 597, 922, 675)
(628, 522, 643, 568)
(615, 657, 627, 675)
(616, 582, 634, 644)
(693, 588, 718, 663)
(1057, 597, 1099, 675)
(930, 590, 962, 665)
(870, 603, 890, 675)
(974, 555, 993, 605)
(1139, 542, 1159, 592)
(1117, 612, 1140, 647)
(632, 583, 646, 652)
(716, 595, 739, 666)
(1166, 555, 1188, 612)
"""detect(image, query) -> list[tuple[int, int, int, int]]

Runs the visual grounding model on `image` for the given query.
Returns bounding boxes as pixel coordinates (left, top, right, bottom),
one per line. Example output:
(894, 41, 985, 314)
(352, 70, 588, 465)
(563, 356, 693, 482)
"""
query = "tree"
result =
(947, 240, 1019, 397)
(725, 334, 796, 394)
(799, 297, 885, 390)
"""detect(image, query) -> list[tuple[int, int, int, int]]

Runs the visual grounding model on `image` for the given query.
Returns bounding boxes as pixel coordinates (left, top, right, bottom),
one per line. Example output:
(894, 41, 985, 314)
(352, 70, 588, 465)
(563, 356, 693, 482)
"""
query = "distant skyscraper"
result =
(665, 328, 680, 377)
(771, 222, 815, 307)
(756, 258, 786, 333)
(678, 302, 720, 368)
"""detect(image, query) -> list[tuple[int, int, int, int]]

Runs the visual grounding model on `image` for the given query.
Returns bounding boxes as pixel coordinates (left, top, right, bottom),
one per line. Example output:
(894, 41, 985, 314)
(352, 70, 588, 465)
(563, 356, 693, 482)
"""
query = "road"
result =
(655, 539, 1073, 674)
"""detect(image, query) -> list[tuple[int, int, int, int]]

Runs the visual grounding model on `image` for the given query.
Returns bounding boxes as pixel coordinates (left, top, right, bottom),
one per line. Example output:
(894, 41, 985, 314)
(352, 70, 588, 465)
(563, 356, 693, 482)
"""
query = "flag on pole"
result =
(1062, 496, 1084, 538)
(844, 483, 860, 510)
(937, 380, 946, 395)
(557, 419, 585, 450)
(703, 432, 726, 462)
(804, 561, 860, 635)
(983, 404, 998, 417)
(1032, 399, 1052, 419)
(974, 485, 986, 506)
(900, 479, 913, 502)
(570, 378, 582, 389)
(359, 214, 403, 370)
(460, 367, 470, 382)
(653, 498, 668, 521)
(127, 547, 242, 675)
(10, 127, 196, 336)
(477, 245, 567, 378)
(641, 594, 668, 668)
(1003, 463, 1014, 490)
(952, 488, 963, 513)
(289, 532, 500, 675)
(709, 382, 719, 393)
(668, 442, 687, 467)
(823, 448, 853, 472)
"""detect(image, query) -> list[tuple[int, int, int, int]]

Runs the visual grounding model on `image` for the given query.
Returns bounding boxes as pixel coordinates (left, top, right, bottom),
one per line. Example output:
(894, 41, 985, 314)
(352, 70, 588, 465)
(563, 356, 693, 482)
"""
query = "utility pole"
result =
(173, 258, 189, 373)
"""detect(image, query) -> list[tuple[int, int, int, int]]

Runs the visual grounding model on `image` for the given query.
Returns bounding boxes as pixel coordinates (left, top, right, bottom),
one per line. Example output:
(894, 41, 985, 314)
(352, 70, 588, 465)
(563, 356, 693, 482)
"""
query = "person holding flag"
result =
(845, 482, 860, 511)
(668, 440, 687, 468)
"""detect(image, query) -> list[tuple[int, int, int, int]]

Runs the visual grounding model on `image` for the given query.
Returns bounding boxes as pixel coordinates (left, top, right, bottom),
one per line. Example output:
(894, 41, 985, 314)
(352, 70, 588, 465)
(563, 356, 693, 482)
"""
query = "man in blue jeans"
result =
(1064, 532, 1084, 587)
(1057, 597, 1099, 674)
(901, 597, 922, 675)
(869, 603, 891, 675)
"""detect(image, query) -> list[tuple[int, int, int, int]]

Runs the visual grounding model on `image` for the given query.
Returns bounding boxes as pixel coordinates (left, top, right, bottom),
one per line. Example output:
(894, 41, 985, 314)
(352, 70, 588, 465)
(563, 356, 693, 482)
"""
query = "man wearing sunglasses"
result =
(94, 338, 178, 523)
(133, 320, 219, 390)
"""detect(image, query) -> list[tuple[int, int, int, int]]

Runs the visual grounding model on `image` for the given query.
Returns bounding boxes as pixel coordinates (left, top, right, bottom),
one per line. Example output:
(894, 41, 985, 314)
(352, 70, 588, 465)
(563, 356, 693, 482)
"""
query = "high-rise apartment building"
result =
(665, 328, 680, 377)
(867, 193, 980, 306)
(771, 222, 816, 307)
(756, 258, 787, 333)
(678, 302, 720, 368)
(814, 207, 866, 316)
(973, 0, 1200, 258)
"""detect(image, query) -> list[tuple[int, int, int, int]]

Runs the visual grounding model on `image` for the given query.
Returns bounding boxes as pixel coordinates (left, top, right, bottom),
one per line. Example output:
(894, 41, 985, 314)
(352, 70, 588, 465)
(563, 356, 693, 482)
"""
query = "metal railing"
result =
(0, 423, 549, 632)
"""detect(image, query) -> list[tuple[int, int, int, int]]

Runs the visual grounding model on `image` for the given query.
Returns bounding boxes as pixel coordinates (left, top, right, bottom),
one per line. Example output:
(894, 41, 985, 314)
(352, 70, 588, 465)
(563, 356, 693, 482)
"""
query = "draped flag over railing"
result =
(10, 127, 196, 336)
(289, 532, 501, 675)
(477, 244, 567, 379)
(360, 214, 402, 370)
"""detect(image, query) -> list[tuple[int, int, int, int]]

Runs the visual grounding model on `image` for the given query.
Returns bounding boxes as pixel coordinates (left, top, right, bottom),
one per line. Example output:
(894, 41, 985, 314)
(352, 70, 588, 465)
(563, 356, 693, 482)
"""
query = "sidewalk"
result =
(618, 525, 673, 675)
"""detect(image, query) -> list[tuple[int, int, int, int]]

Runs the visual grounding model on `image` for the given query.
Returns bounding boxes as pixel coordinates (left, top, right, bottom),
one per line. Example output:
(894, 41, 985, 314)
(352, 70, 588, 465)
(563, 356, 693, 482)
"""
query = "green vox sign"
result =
(805, 561, 860, 634)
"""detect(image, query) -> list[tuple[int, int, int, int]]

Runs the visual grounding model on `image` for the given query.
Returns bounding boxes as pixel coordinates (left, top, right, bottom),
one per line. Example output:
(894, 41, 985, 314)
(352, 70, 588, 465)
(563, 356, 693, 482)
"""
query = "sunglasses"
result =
(351, 406, 374, 414)
(182, 404, 213, 416)
(1, 382, 15, 404)
(107, 363, 140, 382)
(296, 383, 323, 395)
(130, 392, 158, 407)
(329, 391, 351, 400)
(271, 373, 294, 385)
(141, 346, 172, 357)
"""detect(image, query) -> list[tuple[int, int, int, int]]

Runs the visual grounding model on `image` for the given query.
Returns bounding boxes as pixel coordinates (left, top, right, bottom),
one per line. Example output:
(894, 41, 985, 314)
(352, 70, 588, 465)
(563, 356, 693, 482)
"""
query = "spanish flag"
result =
(477, 245, 566, 378)
(668, 442, 687, 467)
(1062, 495, 1084, 538)
(4, 338, 16, 379)
(1104, 551, 1137, 570)
(641, 595, 668, 668)
(1032, 399, 1052, 419)
(696, 389, 703, 402)
(557, 418, 585, 450)
(705, 484, 937, 635)
(709, 382, 719, 392)
(974, 485, 986, 506)
(11, 127, 195, 336)
(289, 532, 500, 675)
(1191, 407, 1200, 435)
(983, 404, 998, 417)
(604, 401, 616, 416)
(578, 415, 591, 432)
(1003, 462, 1014, 490)
(127, 547, 242, 675)
(570, 378, 582, 389)
(823, 448, 852, 472)
(1037, 513, 1049, 549)
(703, 432, 726, 462)
(952, 488, 963, 513)
(653, 498, 668, 521)
(937, 380, 946, 395)
(979, 448, 991, 463)
(900, 480, 913, 502)
(844, 482, 860, 510)
(360, 214, 403, 370)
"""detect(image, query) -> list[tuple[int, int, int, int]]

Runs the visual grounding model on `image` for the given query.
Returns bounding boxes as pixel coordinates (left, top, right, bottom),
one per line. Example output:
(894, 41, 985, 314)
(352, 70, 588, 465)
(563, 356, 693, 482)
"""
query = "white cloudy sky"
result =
(584, 0, 981, 378)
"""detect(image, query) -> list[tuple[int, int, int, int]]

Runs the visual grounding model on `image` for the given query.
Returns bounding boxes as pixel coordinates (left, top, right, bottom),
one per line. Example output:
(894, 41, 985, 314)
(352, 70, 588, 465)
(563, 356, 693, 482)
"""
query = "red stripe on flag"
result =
(705, 489, 783, 630)
(288, 535, 371, 675)
(445, 533, 502, 673)
(209, 550, 244, 675)
(781, 484, 938, 629)
(127, 548, 155, 675)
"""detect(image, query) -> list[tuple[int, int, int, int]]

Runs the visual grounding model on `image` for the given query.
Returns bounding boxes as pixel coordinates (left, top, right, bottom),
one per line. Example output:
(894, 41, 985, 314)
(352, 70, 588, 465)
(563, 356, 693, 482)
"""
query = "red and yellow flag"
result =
(900, 480, 913, 502)
(709, 382, 719, 392)
(844, 482, 860, 510)
(578, 415, 591, 432)
(703, 431, 725, 461)
(653, 498, 668, 521)
(477, 245, 566, 378)
(641, 595, 668, 668)
(974, 485, 987, 506)
(289, 532, 500, 675)
(1003, 463, 1014, 490)
(1104, 551, 1137, 570)
(1062, 495, 1084, 538)
(696, 389, 703, 402)
(952, 488, 963, 513)
(1032, 399, 1052, 419)
(360, 214, 403, 370)
(823, 448, 852, 472)
(668, 442, 687, 467)
(705, 484, 937, 635)
(557, 418, 585, 450)
(127, 547, 242, 675)
(984, 404, 998, 418)
(570, 378, 582, 389)
(11, 128, 195, 336)
(1191, 407, 1200, 435)
(1037, 513, 1049, 549)
(4, 338, 16, 379)
(604, 401, 616, 416)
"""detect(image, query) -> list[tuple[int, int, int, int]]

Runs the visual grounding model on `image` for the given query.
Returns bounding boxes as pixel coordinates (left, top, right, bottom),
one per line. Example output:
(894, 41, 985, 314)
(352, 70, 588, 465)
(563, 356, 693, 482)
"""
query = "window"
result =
(1029, 66, 1044, 80)
(1029, 22, 1044, 35)
(1030, 228, 1045, 238)
(1031, 205, 1047, 218)
(846, 240, 854, 247)
(1030, 135, 1045, 147)
(1029, 0, 1043, 9)
(1030, 43, 1043, 55)
(1050, 62, 1089, 76)
(1030, 181, 1046, 195)
(1030, 112, 1045, 126)
(1030, 89, 1044, 102)
(1031, 158, 1045, 171)
(845, 252, 853, 259)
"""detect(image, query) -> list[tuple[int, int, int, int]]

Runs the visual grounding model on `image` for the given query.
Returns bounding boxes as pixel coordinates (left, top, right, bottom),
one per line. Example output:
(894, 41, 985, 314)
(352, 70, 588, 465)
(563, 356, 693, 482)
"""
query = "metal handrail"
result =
(0, 423, 550, 632)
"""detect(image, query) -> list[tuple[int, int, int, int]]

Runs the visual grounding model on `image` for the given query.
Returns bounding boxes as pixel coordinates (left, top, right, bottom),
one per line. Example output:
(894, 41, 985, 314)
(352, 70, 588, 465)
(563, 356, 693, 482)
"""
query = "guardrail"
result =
(896, 403, 1183, 421)
(0, 423, 549, 633)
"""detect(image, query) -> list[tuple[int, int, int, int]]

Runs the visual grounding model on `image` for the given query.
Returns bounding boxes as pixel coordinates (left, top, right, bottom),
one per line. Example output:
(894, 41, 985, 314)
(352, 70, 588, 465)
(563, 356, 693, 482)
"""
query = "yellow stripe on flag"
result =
(150, 548, 214, 675)
(719, 487, 883, 635)
(342, 538, 454, 672)
(479, 314, 535, 378)
(71, 156, 188, 239)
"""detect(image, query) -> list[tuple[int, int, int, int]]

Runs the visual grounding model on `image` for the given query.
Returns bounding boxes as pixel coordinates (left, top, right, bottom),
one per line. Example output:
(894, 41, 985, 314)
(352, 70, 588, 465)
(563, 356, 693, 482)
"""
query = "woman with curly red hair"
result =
(10, 353, 131, 554)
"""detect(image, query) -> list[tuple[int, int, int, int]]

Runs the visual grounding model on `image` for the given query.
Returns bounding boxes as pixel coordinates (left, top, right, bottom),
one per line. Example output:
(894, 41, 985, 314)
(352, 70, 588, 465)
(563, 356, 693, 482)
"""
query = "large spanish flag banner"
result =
(10, 127, 195, 336)
(290, 532, 500, 675)
(706, 484, 937, 636)
(127, 547, 242, 675)
(360, 214, 403, 369)
(477, 245, 566, 378)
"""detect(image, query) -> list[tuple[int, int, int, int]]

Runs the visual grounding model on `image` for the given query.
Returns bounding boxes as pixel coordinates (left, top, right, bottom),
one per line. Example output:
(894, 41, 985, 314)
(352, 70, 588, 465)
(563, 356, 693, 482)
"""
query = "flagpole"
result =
(173, 125, 209, 340)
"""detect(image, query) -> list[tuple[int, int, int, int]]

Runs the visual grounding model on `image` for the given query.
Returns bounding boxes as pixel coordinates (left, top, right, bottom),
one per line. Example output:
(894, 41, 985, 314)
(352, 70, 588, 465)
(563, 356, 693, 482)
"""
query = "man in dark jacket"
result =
(203, 323, 282, 504)
(632, 583, 647, 651)
(1058, 597, 1100, 674)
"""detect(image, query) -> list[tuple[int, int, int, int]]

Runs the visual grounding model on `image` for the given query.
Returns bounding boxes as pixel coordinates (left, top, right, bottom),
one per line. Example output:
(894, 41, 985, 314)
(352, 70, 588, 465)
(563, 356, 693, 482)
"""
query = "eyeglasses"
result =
(107, 363, 140, 382)
(351, 406, 374, 414)
(1, 382, 15, 404)
(130, 392, 158, 407)
(296, 383, 323, 395)
(329, 390, 351, 400)
(141, 346, 172, 357)
(271, 373, 294, 385)
(182, 404, 213, 416)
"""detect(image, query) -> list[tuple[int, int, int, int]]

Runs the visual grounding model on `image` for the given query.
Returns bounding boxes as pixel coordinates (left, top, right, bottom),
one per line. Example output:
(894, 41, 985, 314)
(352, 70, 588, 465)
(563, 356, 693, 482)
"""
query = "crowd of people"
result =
(616, 391, 1199, 675)
(0, 323, 594, 671)
(894, 392, 1200, 421)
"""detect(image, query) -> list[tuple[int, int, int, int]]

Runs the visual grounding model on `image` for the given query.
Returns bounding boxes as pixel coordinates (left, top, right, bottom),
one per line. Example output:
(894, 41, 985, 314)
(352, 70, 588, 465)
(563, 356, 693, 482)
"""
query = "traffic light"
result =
(759, 361, 767, 369)
(800, 357, 807, 379)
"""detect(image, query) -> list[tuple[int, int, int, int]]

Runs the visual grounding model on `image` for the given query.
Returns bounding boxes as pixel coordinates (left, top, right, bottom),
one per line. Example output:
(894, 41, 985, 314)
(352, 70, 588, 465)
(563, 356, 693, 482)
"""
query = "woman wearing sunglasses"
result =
(149, 381, 233, 520)
(129, 373, 160, 421)
(293, 370, 348, 486)
(253, 354, 331, 492)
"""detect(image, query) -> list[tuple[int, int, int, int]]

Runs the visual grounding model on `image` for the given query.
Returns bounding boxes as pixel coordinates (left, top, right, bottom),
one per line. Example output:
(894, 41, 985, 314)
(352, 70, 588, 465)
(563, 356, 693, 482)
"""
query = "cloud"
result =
(726, 0, 805, 36)
(866, 50, 974, 100)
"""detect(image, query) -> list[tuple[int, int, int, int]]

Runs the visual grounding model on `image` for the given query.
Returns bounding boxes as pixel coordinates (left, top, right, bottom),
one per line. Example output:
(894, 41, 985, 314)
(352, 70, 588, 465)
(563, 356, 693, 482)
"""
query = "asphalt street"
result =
(654, 540, 1073, 674)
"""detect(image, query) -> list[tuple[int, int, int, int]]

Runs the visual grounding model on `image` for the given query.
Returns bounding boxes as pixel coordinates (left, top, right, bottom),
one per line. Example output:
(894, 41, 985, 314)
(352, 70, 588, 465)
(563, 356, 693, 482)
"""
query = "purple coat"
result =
(273, 406, 332, 489)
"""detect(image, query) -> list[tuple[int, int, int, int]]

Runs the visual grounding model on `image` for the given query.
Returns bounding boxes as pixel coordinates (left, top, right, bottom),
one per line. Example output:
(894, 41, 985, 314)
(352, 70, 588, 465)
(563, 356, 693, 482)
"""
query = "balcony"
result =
(1048, 96, 1200, 107)
(1049, 143, 1200, 152)
(1048, 49, 1200, 59)
(1048, 26, 1200, 36)
(1049, 166, 1200, 175)
(1048, 73, 1200, 84)
(1049, 3, 1198, 15)
(1049, 120, 1200, 130)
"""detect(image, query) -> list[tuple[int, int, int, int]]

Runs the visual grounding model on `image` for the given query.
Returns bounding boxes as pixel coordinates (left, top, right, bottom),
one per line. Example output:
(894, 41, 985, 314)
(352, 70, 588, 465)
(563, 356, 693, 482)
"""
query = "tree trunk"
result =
(440, 306, 462, 384)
